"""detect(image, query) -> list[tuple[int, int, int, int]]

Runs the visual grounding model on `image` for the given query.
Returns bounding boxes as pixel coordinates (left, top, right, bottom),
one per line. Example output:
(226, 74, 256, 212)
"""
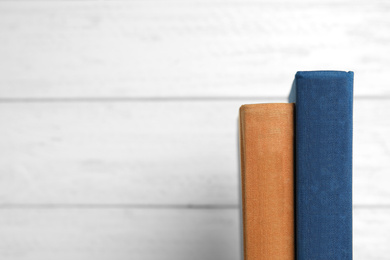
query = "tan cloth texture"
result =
(240, 103, 294, 260)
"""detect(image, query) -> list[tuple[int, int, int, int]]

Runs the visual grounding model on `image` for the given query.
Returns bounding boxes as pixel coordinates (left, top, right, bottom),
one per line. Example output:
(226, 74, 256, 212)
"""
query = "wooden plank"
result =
(0, 99, 389, 205)
(0, 100, 247, 205)
(353, 99, 390, 206)
(0, 1, 390, 98)
(0, 207, 388, 259)
(354, 208, 390, 260)
(0, 208, 241, 260)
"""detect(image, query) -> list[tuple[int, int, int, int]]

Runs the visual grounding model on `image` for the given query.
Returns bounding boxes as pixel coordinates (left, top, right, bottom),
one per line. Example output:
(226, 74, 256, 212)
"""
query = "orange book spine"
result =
(239, 103, 294, 260)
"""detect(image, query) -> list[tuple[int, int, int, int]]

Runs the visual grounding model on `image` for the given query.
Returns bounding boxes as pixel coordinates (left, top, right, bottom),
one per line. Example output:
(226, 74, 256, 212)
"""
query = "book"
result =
(239, 103, 294, 260)
(290, 71, 353, 260)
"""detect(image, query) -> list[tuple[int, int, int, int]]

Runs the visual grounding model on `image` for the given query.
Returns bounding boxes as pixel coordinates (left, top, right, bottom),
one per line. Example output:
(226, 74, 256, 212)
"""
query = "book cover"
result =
(239, 103, 294, 260)
(290, 71, 353, 260)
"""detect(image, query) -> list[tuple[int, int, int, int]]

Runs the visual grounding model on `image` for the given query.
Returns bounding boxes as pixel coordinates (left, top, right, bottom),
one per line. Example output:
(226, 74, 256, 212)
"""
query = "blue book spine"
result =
(291, 71, 353, 260)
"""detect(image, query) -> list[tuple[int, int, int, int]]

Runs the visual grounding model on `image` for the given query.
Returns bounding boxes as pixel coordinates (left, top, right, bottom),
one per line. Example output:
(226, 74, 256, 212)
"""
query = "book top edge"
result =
(240, 103, 293, 109)
(295, 70, 354, 79)
(240, 103, 293, 114)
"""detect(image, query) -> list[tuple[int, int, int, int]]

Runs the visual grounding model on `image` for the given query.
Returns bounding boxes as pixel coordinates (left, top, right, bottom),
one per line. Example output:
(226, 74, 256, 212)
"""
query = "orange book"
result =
(239, 103, 294, 260)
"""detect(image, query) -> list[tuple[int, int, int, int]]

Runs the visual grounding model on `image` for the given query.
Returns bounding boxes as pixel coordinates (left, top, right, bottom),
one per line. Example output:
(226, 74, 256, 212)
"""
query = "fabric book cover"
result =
(289, 71, 353, 260)
(239, 103, 295, 260)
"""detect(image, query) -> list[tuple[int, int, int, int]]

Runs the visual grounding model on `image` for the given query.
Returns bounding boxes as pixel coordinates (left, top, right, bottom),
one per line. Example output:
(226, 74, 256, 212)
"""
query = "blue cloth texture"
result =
(292, 71, 353, 260)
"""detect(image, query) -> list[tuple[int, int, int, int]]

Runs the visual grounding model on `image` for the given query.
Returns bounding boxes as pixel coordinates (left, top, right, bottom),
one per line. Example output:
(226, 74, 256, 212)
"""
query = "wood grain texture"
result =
(0, 99, 388, 205)
(0, 208, 241, 260)
(354, 208, 390, 260)
(0, 208, 388, 260)
(0, 0, 390, 98)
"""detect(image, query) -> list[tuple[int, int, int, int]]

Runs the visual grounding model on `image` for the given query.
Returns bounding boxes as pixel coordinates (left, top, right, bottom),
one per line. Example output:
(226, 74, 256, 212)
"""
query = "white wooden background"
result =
(0, 1, 389, 259)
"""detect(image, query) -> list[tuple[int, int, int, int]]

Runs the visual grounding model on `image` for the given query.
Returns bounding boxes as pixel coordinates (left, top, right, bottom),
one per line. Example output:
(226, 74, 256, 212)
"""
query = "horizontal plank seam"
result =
(0, 204, 387, 209)
(0, 0, 382, 5)
(0, 97, 290, 103)
(0, 96, 388, 103)
(0, 204, 239, 209)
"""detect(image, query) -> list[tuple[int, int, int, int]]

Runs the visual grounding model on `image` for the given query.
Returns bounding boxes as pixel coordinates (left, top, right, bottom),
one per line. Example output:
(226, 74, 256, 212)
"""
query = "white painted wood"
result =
(0, 100, 245, 205)
(0, 207, 388, 259)
(353, 99, 390, 206)
(0, 208, 241, 260)
(0, 99, 388, 205)
(0, 1, 389, 98)
(354, 208, 390, 260)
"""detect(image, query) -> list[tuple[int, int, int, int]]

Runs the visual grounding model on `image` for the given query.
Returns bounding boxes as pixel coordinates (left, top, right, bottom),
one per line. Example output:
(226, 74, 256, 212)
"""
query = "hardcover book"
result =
(289, 71, 353, 260)
(239, 103, 294, 260)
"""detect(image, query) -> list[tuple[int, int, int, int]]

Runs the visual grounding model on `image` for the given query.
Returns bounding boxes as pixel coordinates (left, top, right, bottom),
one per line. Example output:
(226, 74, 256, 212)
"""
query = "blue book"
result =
(289, 71, 353, 260)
